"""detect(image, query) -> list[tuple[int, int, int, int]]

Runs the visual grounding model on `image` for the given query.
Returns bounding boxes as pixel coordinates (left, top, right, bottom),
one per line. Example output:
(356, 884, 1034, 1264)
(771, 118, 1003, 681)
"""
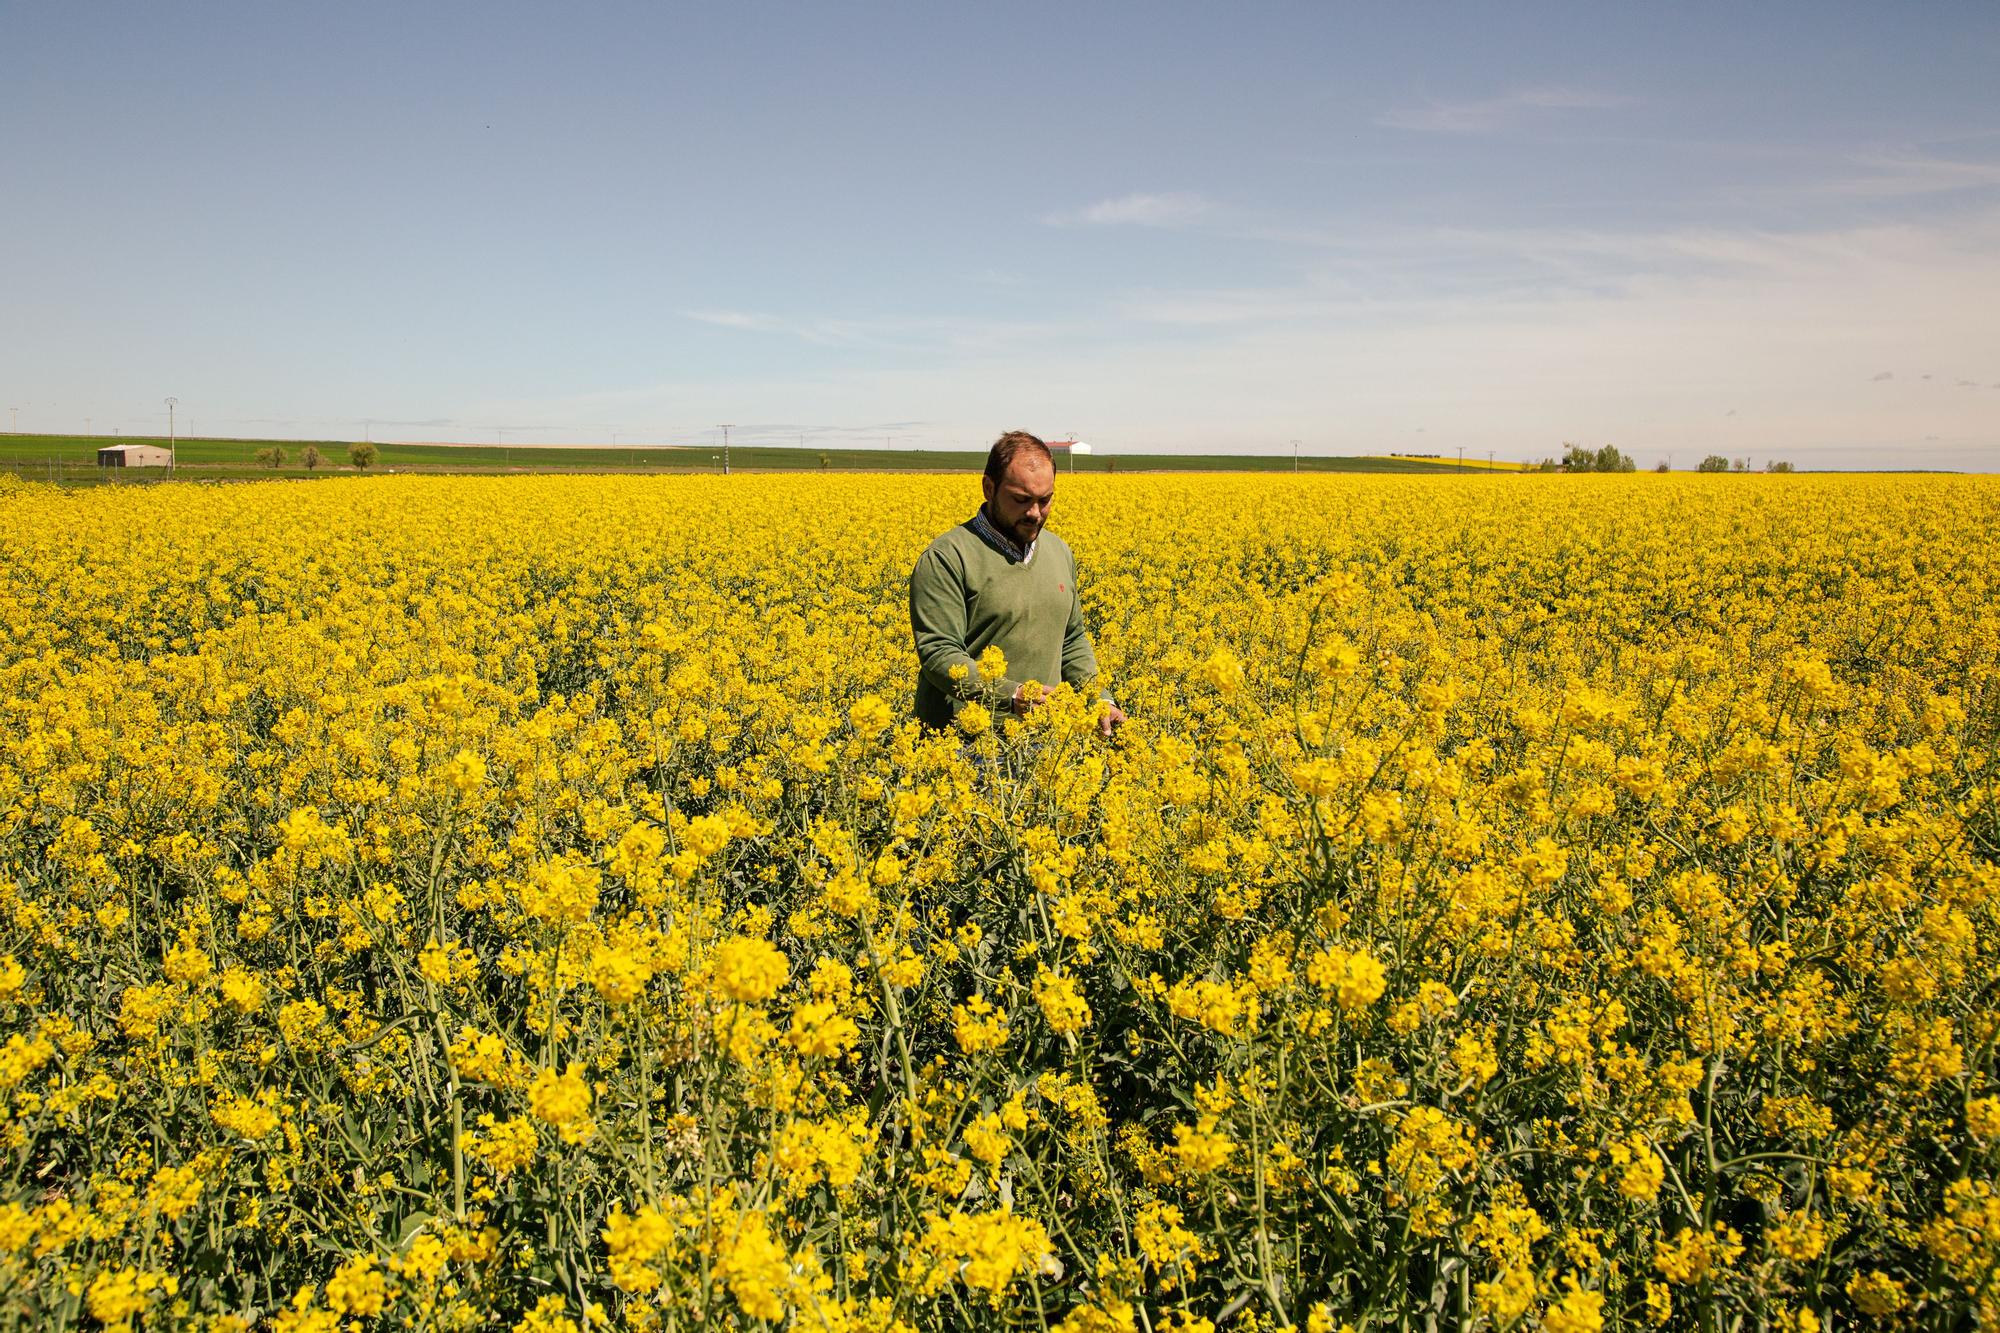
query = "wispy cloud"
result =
(683, 310, 871, 346)
(1811, 150, 2000, 198)
(1080, 212, 1993, 331)
(1376, 85, 1633, 135)
(683, 309, 770, 332)
(1872, 371, 1895, 381)
(1045, 192, 1211, 228)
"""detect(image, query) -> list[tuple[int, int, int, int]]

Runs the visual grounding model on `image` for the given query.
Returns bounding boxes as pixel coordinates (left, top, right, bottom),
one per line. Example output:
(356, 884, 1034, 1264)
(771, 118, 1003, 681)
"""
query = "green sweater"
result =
(909, 516, 1103, 729)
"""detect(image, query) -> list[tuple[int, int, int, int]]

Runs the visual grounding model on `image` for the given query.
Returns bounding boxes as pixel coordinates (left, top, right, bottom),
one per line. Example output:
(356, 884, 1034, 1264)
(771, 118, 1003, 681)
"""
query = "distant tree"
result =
(1654, 459, 1671, 473)
(1594, 444, 1636, 473)
(1732, 457, 1749, 473)
(1537, 457, 1560, 472)
(349, 442, 379, 470)
(1561, 443, 1597, 472)
(1697, 454, 1731, 473)
(300, 445, 322, 471)
(254, 446, 286, 469)
(1766, 459, 1795, 473)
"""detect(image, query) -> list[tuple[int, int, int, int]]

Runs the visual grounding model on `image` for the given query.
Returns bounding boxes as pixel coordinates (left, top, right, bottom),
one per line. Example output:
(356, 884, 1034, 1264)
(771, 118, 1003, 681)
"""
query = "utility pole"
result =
(1488, 451, 1494, 470)
(165, 397, 178, 475)
(1291, 439, 1301, 473)
(1457, 445, 1465, 472)
(718, 424, 734, 475)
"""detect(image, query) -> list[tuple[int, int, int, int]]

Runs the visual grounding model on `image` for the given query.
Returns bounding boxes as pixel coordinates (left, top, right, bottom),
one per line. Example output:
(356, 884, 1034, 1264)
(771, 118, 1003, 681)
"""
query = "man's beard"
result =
(986, 502, 1040, 548)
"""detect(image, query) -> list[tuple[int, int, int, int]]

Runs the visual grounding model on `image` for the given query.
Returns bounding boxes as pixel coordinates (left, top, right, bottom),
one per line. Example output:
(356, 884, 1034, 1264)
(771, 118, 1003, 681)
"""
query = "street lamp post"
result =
(718, 424, 734, 475)
(165, 398, 178, 475)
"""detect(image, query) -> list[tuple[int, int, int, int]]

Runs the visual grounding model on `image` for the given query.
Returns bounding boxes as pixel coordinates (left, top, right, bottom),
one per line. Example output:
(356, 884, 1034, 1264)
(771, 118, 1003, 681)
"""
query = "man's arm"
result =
(1060, 547, 1103, 690)
(1060, 549, 1125, 736)
(910, 544, 1019, 708)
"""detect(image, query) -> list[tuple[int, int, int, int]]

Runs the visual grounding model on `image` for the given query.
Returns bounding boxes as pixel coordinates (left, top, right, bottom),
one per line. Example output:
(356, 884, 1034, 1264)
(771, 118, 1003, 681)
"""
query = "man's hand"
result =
(1009, 684, 1122, 736)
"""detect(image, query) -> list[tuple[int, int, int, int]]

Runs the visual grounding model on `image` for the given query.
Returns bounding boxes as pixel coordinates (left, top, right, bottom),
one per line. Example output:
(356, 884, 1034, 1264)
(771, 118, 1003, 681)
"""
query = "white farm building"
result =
(97, 445, 172, 468)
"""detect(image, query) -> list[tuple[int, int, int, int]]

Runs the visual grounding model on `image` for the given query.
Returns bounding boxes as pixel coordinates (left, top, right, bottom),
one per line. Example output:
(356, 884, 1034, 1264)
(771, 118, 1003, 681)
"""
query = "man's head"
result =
(981, 430, 1056, 550)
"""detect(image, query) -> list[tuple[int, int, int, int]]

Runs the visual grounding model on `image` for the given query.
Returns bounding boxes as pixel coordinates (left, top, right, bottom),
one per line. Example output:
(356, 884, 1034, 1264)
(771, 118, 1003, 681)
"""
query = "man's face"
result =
(982, 454, 1056, 548)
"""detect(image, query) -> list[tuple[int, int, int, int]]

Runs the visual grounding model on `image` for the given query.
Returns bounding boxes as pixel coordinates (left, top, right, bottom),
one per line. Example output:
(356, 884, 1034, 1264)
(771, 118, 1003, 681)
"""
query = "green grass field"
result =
(0, 432, 1472, 484)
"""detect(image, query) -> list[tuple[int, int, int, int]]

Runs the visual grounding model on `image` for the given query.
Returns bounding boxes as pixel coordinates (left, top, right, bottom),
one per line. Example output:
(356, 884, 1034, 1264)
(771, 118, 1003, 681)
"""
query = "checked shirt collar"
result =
(969, 505, 1038, 565)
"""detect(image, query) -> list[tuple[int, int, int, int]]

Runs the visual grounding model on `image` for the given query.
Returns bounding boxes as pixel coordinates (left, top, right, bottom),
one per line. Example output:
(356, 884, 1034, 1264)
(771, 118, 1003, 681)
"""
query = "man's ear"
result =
(980, 475, 996, 505)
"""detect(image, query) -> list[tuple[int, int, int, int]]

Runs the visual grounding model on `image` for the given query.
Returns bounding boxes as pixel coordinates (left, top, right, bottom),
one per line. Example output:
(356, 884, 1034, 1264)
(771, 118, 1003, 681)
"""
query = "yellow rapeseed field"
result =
(2, 471, 1998, 1332)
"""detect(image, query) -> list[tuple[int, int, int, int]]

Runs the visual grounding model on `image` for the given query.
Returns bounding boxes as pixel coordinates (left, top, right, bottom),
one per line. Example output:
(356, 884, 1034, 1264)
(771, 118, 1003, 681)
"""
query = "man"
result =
(910, 430, 1126, 737)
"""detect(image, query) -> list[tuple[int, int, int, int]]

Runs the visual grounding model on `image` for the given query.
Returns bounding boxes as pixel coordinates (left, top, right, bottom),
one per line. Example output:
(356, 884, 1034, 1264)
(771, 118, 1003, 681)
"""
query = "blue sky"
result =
(4, 1, 1997, 467)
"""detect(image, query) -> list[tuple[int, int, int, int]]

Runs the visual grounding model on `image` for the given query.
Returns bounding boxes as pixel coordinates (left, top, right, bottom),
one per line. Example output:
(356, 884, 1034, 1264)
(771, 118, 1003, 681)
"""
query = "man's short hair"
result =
(985, 430, 1053, 487)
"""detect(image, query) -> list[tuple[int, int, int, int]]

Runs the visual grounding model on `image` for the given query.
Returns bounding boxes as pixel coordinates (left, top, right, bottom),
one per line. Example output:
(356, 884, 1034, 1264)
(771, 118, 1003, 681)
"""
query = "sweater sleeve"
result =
(1060, 547, 1110, 700)
(910, 543, 1018, 707)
